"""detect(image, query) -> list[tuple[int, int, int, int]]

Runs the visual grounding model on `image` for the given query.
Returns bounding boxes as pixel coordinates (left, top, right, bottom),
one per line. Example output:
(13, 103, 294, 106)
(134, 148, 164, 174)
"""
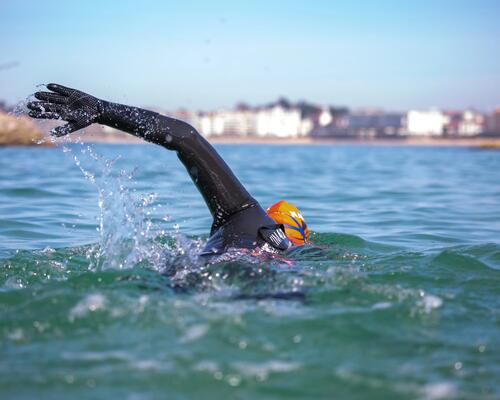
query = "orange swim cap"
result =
(266, 200, 309, 245)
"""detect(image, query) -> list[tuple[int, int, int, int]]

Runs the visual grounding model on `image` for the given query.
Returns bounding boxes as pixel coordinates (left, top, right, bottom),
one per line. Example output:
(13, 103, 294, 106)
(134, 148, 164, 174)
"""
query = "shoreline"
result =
(209, 136, 500, 147)
(75, 132, 500, 148)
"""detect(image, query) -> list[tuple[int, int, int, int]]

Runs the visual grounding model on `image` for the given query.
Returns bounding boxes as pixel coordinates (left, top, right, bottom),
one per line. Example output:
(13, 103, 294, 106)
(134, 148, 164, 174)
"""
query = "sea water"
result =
(0, 143, 499, 399)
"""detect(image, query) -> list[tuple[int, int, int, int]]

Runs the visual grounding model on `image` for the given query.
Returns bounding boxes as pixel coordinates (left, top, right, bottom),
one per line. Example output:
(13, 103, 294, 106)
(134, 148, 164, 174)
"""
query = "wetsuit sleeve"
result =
(99, 102, 258, 230)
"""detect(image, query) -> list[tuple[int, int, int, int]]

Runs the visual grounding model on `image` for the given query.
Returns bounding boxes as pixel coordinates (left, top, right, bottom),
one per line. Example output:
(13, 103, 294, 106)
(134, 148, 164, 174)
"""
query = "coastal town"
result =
(1, 98, 500, 145)
(167, 99, 500, 139)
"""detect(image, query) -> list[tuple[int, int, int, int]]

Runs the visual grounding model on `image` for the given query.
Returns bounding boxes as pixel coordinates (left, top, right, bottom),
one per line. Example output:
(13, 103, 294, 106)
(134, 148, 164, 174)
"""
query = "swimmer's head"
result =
(266, 200, 309, 245)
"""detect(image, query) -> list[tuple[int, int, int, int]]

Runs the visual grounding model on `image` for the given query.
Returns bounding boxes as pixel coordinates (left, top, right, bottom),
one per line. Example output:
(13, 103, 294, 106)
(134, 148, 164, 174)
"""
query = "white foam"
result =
(62, 350, 131, 362)
(194, 360, 219, 372)
(132, 359, 163, 371)
(69, 293, 107, 320)
(6, 328, 24, 341)
(232, 360, 301, 380)
(420, 293, 443, 313)
(3, 277, 24, 290)
(181, 324, 209, 343)
(372, 301, 392, 310)
(421, 381, 456, 400)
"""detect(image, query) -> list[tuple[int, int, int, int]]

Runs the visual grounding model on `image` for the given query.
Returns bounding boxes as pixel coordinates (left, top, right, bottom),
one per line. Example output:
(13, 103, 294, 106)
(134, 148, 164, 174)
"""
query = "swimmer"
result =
(27, 84, 309, 256)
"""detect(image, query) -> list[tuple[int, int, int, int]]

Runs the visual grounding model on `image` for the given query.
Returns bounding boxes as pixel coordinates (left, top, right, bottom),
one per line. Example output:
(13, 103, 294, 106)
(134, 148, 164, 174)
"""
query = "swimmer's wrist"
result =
(96, 100, 116, 126)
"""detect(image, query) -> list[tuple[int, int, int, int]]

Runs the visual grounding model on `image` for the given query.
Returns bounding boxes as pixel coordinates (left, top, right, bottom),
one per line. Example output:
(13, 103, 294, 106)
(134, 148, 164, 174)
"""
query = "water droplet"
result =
(227, 375, 241, 387)
(214, 371, 223, 380)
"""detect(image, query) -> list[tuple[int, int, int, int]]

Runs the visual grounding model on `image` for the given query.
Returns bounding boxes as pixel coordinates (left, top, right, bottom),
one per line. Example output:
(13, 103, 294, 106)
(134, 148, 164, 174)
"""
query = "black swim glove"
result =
(27, 83, 104, 137)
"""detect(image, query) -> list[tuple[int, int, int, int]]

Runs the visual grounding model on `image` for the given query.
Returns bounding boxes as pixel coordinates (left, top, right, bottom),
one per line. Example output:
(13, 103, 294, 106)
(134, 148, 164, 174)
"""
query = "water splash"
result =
(57, 138, 203, 273)
(13, 93, 204, 273)
(10, 94, 58, 145)
(11, 97, 30, 118)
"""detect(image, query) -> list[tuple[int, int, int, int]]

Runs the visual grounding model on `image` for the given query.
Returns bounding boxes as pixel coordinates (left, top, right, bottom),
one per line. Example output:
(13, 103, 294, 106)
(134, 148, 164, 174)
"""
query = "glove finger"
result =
(47, 83, 77, 97)
(51, 123, 77, 137)
(28, 110, 61, 120)
(51, 120, 87, 137)
(34, 91, 67, 104)
(27, 101, 65, 114)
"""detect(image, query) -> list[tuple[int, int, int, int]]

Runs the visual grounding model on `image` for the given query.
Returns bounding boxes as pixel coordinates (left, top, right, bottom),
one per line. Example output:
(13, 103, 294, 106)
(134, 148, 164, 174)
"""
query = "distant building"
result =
(300, 117, 314, 136)
(255, 105, 303, 137)
(197, 100, 305, 138)
(156, 100, 494, 140)
(311, 110, 405, 137)
(318, 108, 333, 127)
(442, 111, 462, 136)
(443, 110, 485, 136)
(458, 110, 484, 136)
(347, 111, 405, 137)
(406, 110, 447, 136)
(199, 112, 223, 136)
(485, 108, 500, 136)
(199, 110, 256, 136)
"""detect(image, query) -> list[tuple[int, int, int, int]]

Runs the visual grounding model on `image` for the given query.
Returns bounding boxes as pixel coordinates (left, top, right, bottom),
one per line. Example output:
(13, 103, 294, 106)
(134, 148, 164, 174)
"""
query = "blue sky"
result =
(1, 0, 499, 111)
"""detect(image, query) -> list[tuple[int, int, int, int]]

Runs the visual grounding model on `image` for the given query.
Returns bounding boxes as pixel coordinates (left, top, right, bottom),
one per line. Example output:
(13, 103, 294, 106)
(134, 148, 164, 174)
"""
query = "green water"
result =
(1, 144, 499, 399)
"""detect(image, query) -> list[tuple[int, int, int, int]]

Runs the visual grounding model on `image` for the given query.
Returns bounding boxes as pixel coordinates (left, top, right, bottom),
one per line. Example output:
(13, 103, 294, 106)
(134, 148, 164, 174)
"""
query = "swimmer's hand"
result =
(27, 84, 104, 137)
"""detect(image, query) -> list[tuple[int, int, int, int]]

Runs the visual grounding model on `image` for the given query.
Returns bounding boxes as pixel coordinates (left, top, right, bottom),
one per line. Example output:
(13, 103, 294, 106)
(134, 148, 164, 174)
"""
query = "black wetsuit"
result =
(27, 84, 291, 256)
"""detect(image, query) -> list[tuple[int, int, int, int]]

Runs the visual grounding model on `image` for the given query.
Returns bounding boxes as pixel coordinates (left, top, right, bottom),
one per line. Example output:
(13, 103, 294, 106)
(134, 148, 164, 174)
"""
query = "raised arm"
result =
(28, 84, 258, 230)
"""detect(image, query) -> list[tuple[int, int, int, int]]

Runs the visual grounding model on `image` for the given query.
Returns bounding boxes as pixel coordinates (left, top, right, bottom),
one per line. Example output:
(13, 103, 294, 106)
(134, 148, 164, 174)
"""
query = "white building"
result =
(255, 105, 303, 137)
(406, 110, 447, 136)
(318, 108, 333, 127)
(199, 113, 224, 136)
(198, 105, 304, 138)
(299, 117, 314, 136)
(458, 110, 484, 136)
(199, 110, 256, 136)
